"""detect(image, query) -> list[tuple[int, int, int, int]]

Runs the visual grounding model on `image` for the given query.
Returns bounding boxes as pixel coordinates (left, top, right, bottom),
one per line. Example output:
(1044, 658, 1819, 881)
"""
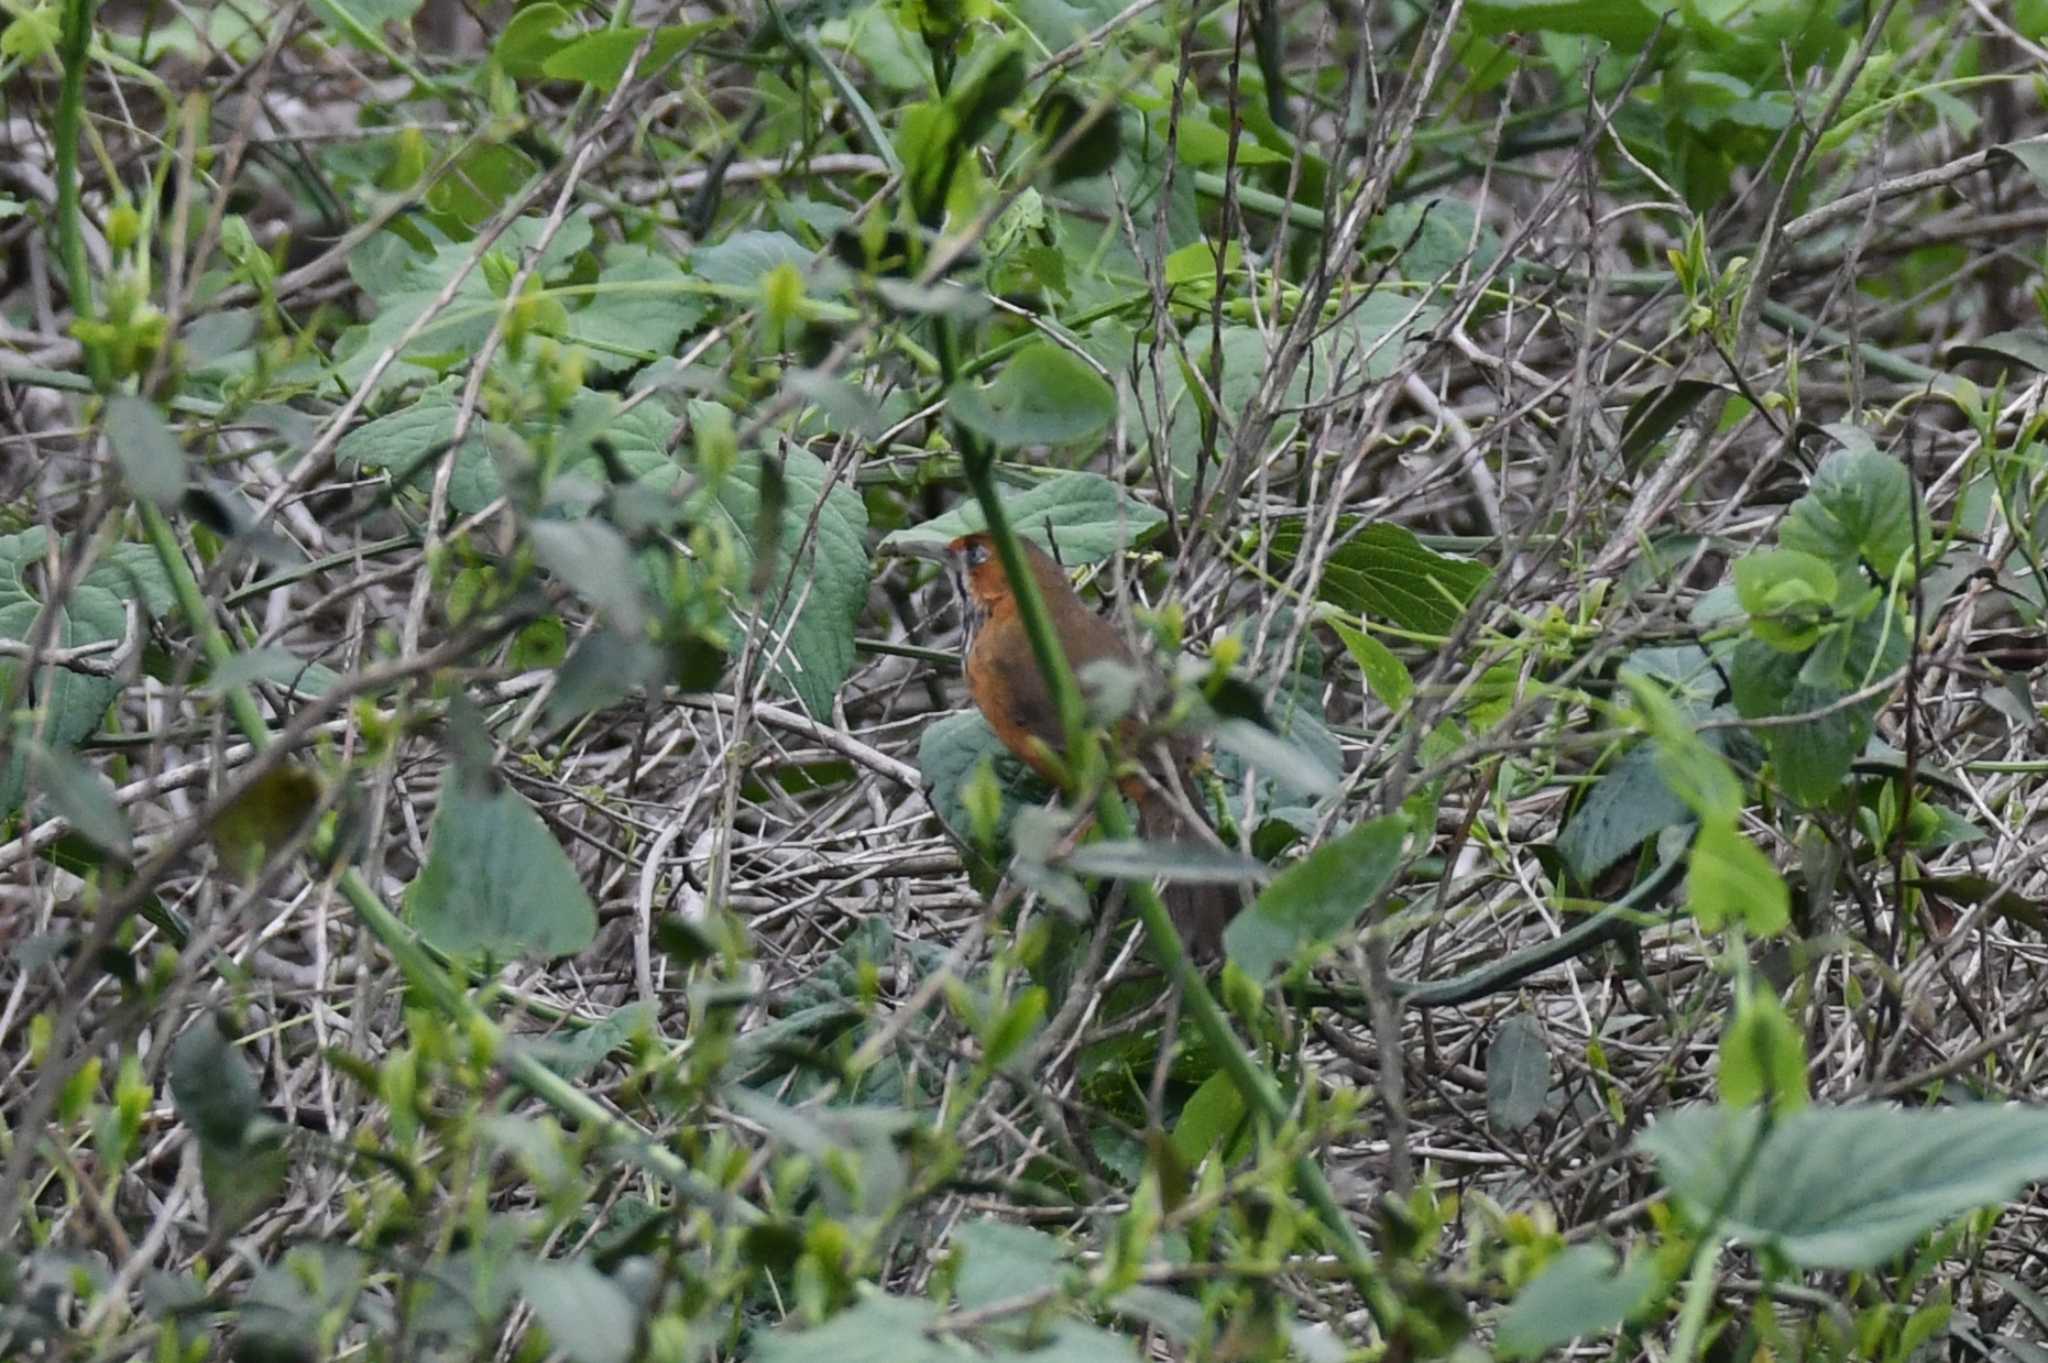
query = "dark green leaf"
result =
(1779, 439, 1925, 579)
(529, 519, 647, 634)
(1486, 1015, 1550, 1133)
(1225, 814, 1408, 980)
(883, 470, 1164, 563)
(1639, 1104, 2048, 1269)
(1466, 0, 1664, 43)
(950, 1221, 1067, 1309)
(1946, 329, 2048, 376)
(948, 342, 1116, 448)
(27, 739, 130, 860)
(1557, 742, 1698, 882)
(103, 395, 187, 508)
(1269, 520, 1490, 635)
(406, 779, 599, 960)
(1618, 380, 1727, 469)
(1494, 1245, 1659, 1358)
(170, 1015, 261, 1151)
(515, 1260, 637, 1363)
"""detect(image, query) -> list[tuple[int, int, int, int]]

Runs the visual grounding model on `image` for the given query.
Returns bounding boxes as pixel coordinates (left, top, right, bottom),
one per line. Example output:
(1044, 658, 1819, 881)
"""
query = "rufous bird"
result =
(907, 531, 1241, 958)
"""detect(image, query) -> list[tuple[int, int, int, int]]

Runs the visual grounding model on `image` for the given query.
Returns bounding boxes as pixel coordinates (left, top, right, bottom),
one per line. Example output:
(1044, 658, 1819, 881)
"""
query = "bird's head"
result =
(886, 532, 1069, 653)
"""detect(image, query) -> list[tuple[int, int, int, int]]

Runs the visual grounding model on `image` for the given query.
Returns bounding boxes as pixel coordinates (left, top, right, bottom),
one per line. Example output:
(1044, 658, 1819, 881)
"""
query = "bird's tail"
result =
(1134, 787, 1243, 962)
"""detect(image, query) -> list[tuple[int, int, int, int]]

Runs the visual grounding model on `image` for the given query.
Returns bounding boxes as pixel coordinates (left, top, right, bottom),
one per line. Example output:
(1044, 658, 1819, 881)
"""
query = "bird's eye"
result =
(965, 542, 990, 567)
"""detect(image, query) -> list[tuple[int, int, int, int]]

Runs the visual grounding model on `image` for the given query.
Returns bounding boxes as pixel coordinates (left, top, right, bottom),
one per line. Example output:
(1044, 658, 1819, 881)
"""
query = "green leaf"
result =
(1686, 819, 1789, 936)
(491, 1, 575, 75)
(1061, 838, 1270, 884)
(529, 519, 648, 635)
(1494, 1244, 1659, 1358)
(1170, 1069, 1247, 1166)
(1224, 814, 1408, 980)
(1718, 981, 1808, 1112)
(537, 21, 719, 89)
(689, 229, 825, 290)
(1557, 742, 1698, 883)
(27, 738, 131, 860)
(1733, 547, 1838, 652)
(1779, 437, 1926, 580)
(1330, 618, 1413, 707)
(948, 342, 1117, 448)
(883, 470, 1163, 563)
(753, 1295, 957, 1363)
(950, 1221, 1068, 1309)
(1466, 0, 1663, 44)
(915, 710, 1049, 855)
(1729, 602, 1906, 806)
(1946, 328, 2048, 376)
(170, 1015, 261, 1151)
(1486, 1015, 1550, 1133)
(1208, 717, 1340, 798)
(1269, 520, 1490, 635)
(103, 395, 187, 508)
(1639, 1104, 2048, 1270)
(406, 778, 599, 960)
(692, 439, 870, 717)
(566, 245, 706, 373)
(0, 529, 169, 817)
(515, 1260, 637, 1363)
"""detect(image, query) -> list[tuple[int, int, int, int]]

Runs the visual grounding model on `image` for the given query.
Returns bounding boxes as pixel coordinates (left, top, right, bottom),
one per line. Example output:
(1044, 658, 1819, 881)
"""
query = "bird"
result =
(910, 530, 1241, 958)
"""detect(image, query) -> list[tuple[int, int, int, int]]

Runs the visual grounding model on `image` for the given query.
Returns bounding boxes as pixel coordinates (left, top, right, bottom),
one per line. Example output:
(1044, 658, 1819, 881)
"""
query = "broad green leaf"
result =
(1686, 819, 1789, 936)
(27, 738, 131, 860)
(170, 1015, 261, 1151)
(1487, 1015, 1550, 1133)
(335, 390, 499, 511)
(491, 2, 575, 75)
(1170, 1069, 1247, 1166)
(691, 439, 870, 717)
(883, 470, 1164, 563)
(515, 1260, 637, 1363)
(689, 229, 820, 289)
(538, 21, 720, 90)
(1364, 197, 1503, 281)
(1209, 717, 1340, 798)
(1494, 1245, 1659, 1358)
(1729, 601, 1907, 806)
(1269, 520, 1489, 636)
(529, 519, 647, 635)
(103, 395, 187, 508)
(1639, 1104, 2048, 1269)
(916, 710, 1049, 856)
(1946, 328, 2048, 376)
(950, 1221, 1067, 1309)
(1063, 838, 1269, 885)
(753, 1295, 967, 1363)
(948, 342, 1116, 447)
(565, 245, 706, 374)
(1717, 982, 1808, 1111)
(1779, 439, 1926, 580)
(1557, 742, 1697, 883)
(1733, 547, 1838, 652)
(1466, 0, 1664, 45)
(1225, 814, 1408, 980)
(0, 530, 172, 816)
(406, 778, 599, 960)
(1330, 618, 1412, 707)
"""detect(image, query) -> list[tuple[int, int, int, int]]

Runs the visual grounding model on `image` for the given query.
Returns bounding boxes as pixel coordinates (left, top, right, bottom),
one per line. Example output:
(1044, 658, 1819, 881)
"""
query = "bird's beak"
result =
(881, 538, 950, 563)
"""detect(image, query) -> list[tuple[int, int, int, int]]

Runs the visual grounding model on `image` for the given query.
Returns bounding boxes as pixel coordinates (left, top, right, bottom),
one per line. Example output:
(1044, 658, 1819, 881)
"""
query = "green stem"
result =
(54, 0, 106, 391)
